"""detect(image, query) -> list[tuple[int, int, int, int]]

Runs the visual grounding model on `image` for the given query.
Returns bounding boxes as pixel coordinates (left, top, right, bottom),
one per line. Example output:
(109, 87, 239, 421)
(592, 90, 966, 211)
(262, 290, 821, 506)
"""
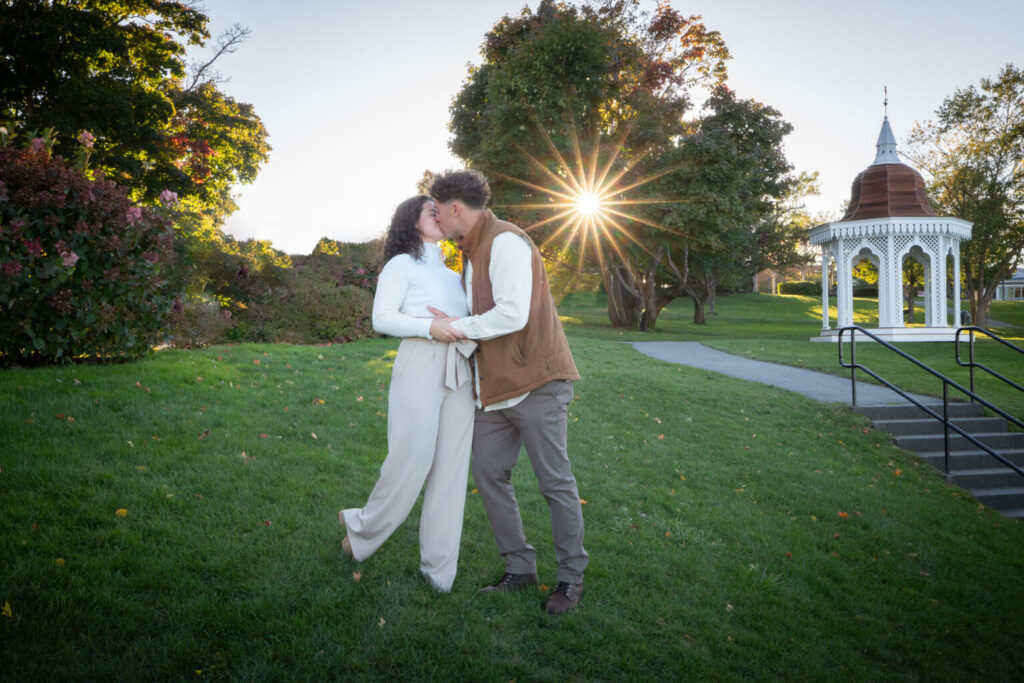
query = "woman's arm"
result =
(371, 256, 434, 339)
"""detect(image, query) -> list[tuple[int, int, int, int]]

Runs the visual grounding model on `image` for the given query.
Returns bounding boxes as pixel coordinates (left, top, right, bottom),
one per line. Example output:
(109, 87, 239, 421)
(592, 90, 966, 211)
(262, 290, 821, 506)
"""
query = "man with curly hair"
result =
(429, 169, 587, 614)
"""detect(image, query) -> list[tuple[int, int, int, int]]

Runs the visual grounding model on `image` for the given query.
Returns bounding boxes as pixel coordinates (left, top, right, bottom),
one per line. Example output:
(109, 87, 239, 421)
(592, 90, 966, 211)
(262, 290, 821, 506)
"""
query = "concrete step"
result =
(972, 487, 1024, 511)
(948, 466, 1024, 490)
(997, 508, 1024, 519)
(873, 416, 1007, 436)
(919, 448, 1024, 471)
(894, 431, 1024, 454)
(854, 402, 985, 421)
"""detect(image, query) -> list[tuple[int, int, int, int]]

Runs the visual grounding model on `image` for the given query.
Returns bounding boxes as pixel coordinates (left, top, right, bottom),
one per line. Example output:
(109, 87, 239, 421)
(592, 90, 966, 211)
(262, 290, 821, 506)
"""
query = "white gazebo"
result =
(809, 116, 973, 342)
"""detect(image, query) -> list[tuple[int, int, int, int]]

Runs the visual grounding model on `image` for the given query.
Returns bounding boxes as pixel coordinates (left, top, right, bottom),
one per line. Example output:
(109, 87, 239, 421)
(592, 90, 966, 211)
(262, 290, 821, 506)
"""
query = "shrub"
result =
(0, 142, 176, 365)
(777, 281, 820, 295)
(168, 296, 233, 349)
(240, 278, 373, 344)
(853, 285, 878, 298)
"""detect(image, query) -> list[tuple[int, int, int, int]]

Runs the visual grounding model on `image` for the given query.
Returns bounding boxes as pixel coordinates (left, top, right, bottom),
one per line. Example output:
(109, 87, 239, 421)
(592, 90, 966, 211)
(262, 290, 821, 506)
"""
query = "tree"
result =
(639, 86, 798, 326)
(0, 1, 269, 213)
(447, 0, 729, 327)
(904, 63, 1024, 327)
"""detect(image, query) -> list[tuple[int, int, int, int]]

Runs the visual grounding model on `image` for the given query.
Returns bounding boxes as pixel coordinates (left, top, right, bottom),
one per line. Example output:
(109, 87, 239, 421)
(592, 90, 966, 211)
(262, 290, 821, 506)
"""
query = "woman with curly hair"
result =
(338, 195, 474, 592)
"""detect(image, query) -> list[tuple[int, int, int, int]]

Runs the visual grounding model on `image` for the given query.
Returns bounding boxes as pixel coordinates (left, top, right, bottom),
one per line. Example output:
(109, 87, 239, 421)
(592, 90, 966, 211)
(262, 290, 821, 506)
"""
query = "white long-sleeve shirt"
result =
(451, 231, 534, 410)
(372, 242, 469, 339)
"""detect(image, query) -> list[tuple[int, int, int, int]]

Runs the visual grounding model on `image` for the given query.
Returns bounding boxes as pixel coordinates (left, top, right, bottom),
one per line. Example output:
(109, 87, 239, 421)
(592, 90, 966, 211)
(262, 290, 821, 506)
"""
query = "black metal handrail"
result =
(955, 326, 1024, 399)
(838, 326, 1024, 478)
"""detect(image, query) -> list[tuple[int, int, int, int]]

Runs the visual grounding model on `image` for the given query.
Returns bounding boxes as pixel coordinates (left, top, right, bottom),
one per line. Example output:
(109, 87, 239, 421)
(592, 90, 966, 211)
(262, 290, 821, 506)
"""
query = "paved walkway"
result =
(629, 341, 938, 406)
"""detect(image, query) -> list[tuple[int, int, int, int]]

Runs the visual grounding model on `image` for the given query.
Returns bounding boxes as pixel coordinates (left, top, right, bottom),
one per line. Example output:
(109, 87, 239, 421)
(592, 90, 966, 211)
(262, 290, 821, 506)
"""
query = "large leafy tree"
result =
(638, 87, 798, 326)
(904, 63, 1024, 327)
(0, 0, 269, 213)
(448, 0, 730, 327)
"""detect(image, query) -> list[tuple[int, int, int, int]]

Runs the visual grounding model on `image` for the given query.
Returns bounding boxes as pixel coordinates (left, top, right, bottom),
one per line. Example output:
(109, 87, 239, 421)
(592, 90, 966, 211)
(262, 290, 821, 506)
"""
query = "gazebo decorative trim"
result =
(808, 116, 973, 343)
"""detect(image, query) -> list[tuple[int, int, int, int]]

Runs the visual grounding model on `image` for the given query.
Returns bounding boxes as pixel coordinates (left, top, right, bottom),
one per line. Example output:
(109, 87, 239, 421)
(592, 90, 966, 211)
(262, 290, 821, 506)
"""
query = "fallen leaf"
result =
(73, 378, 82, 385)
(260, 433, 269, 439)
(657, 434, 665, 440)
(356, 396, 364, 402)
(539, 584, 549, 592)
(55, 558, 65, 567)
(262, 520, 271, 527)
(313, 398, 326, 405)
(197, 429, 210, 440)
(579, 498, 587, 505)
(115, 508, 128, 517)
(838, 511, 849, 518)
(253, 359, 260, 365)
(311, 432, 318, 439)
(378, 617, 385, 627)
(2, 601, 11, 618)
(726, 603, 734, 611)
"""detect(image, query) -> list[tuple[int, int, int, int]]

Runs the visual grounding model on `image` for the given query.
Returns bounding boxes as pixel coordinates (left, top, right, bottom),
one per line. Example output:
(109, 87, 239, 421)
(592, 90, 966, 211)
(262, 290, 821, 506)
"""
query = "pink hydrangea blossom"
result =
(30, 138, 47, 155)
(126, 206, 143, 225)
(61, 250, 80, 267)
(79, 131, 95, 149)
(26, 237, 43, 257)
(1, 261, 23, 278)
(158, 189, 178, 206)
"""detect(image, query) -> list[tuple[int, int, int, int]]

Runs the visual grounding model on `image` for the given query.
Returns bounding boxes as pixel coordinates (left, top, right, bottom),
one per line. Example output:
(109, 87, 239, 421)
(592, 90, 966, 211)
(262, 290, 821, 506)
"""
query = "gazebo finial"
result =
(872, 97, 899, 166)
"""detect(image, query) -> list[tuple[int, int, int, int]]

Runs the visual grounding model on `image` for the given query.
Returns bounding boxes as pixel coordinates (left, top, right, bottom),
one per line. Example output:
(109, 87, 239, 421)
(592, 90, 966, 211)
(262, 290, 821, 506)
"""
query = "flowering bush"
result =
(0, 139, 176, 364)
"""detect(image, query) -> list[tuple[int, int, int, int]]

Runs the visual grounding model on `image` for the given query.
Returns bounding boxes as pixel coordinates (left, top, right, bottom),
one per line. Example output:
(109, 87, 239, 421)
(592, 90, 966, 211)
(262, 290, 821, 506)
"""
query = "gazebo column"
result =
(820, 246, 830, 330)
(953, 244, 963, 327)
(928, 241, 946, 327)
(837, 238, 853, 327)
(879, 236, 899, 328)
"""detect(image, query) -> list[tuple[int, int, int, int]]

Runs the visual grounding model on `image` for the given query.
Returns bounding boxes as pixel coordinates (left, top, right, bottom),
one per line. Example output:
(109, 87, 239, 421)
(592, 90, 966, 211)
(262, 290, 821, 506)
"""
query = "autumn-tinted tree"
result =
(0, 1, 269, 212)
(448, 0, 729, 326)
(904, 63, 1024, 327)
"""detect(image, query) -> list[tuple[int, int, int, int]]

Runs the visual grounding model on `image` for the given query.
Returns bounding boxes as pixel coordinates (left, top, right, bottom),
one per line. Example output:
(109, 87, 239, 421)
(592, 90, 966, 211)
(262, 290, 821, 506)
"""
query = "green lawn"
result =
(562, 292, 1024, 417)
(2, 297, 1024, 680)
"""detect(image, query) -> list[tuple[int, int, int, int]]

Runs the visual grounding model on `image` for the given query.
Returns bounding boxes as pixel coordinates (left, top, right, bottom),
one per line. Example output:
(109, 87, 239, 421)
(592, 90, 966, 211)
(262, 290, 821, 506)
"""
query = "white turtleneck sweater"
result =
(372, 242, 469, 339)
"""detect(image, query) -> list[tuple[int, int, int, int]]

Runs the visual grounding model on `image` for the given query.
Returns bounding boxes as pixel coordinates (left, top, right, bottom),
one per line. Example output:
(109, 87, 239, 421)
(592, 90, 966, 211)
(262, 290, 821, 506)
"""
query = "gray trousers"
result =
(472, 380, 588, 583)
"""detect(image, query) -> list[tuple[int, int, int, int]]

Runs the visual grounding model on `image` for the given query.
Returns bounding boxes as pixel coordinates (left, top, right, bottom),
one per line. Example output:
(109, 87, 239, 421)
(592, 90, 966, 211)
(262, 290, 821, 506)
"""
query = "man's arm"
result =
(451, 232, 532, 341)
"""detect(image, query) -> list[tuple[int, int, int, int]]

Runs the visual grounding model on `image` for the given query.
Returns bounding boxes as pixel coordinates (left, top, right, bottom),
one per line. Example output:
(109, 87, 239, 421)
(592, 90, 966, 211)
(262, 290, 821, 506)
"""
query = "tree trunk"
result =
(691, 293, 707, 324)
(604, 262, 641, 328)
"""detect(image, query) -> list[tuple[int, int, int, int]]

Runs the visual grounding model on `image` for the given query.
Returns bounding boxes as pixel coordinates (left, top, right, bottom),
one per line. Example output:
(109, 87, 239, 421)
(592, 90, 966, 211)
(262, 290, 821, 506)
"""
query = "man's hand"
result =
(429, 317, 465, 342)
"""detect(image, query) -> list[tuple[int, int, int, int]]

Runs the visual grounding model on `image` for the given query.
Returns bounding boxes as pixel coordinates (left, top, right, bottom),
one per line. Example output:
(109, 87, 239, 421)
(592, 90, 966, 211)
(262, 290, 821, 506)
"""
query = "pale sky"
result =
(196, 0, 1024, 255)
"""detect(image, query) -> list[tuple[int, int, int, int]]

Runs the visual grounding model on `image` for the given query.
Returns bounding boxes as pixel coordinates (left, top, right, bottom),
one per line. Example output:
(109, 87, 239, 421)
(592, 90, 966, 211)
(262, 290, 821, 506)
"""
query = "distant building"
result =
(994, 268, 1024, 301)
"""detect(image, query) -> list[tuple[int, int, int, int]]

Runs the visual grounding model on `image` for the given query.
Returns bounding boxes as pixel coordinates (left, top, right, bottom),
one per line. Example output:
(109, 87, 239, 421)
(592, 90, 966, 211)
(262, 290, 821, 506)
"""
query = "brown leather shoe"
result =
(476, 572, 538, 594)
(543, 582, 583, 614)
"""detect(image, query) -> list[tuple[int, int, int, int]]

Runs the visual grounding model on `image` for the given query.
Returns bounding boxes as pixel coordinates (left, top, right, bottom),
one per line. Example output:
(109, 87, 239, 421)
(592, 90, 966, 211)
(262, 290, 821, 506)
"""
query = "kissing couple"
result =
(338, 169, 588, 614)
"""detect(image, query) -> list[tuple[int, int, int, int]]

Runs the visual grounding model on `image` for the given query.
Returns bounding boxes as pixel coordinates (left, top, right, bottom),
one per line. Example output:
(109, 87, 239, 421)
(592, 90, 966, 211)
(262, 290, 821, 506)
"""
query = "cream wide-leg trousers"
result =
(342, 337, 475, 592)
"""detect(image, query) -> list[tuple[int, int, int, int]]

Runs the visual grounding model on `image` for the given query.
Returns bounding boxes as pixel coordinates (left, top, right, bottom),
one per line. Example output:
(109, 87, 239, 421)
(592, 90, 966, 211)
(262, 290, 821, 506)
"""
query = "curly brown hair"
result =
(383, 195, 429, 262)
(429, 169, 491, 209)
